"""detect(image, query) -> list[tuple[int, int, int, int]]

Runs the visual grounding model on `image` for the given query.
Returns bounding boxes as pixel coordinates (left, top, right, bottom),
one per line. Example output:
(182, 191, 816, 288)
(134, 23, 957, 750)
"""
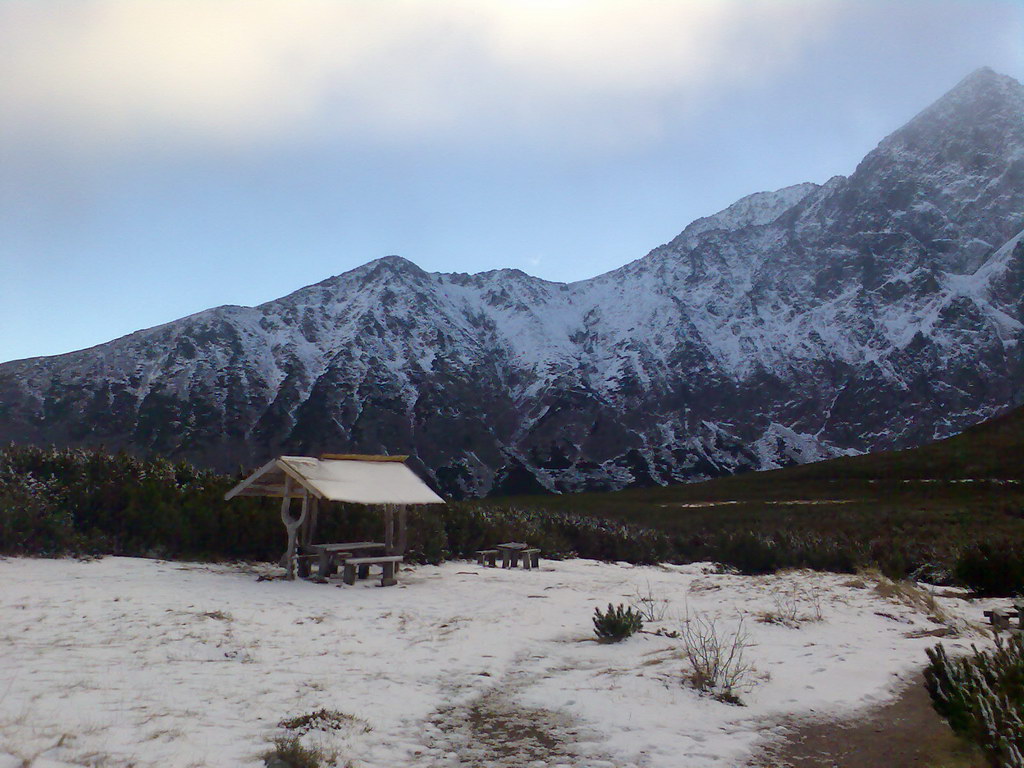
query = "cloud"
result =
(0, 1, 841, 153)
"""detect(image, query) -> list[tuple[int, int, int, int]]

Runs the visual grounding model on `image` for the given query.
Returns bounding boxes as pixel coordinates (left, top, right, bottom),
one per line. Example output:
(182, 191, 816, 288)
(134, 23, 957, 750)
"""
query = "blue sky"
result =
(1, 0, 1022, 363)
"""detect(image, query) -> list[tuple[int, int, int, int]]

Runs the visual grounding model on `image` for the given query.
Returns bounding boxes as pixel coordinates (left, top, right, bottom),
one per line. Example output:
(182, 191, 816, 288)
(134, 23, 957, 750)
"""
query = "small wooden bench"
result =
(342, 555, 404, 587)
(520, 548, 541, 570)
(309, 542, 385, 578)
(476, 549, 499, 567)
(985, 608, 1023, 632)
(295, 553, 321, 579)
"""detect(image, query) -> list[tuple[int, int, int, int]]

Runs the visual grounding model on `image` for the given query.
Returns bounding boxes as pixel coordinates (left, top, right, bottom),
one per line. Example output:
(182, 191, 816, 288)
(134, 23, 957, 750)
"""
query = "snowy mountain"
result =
(1, 67, 1022, 498)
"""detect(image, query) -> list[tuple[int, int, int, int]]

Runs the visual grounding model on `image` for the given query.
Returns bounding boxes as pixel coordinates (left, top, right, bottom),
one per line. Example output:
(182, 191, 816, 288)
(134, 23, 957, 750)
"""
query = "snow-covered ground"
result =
(0, 556, 994, 768)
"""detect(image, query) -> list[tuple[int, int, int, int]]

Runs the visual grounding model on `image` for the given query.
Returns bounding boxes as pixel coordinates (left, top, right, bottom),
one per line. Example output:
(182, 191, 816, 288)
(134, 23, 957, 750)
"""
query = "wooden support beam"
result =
(397, 505, 408, 556)
(319, 453, 408, 462)
(279, 476, 309, 581)
(307, 496, 319, 546)
(384, 505, 395, 555)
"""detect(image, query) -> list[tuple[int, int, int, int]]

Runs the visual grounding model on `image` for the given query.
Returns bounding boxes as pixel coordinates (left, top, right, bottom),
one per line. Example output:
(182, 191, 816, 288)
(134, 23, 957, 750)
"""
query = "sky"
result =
(1, 1, 1022, 364)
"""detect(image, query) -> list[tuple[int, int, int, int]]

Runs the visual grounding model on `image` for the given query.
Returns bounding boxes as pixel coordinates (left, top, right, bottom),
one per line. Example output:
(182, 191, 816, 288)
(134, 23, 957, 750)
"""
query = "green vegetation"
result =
(926, 636, 1024, 767)
(0, 444, 662, 565)
(955, 541, 1024, 597)
(592, 603, 643, 642)
(475, 407, 1024, 590)
(3, 405, 1023, 591)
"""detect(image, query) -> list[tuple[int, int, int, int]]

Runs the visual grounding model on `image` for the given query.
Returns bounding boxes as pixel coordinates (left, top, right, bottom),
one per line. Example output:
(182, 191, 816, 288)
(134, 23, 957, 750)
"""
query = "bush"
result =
(955, 541, 1024, 597)
(926, 635, 1024, 767)
(278, 708, 369, 735)
(262, 735, 333, 768)
(0, 444, 676, 568)
(680, 613, 755, 704)
(630, 582, 670, 623)
(593, 603, 643, 642)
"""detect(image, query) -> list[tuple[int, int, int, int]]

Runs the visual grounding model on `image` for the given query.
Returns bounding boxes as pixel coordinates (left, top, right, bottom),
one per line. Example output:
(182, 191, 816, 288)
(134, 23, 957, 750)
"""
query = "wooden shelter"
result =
(225, 454, 445, 580)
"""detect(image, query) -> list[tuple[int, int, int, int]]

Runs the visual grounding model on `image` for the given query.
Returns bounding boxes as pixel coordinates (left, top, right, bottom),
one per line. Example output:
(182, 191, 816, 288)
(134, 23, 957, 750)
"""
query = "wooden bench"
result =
(476, 549, 499, 567)
(310, 542, 385, 578)
(520, 548, 541, 570)
(985, 608, 1023, 632)
(295, 553, 321, 579)
(342, 555, 404, 587)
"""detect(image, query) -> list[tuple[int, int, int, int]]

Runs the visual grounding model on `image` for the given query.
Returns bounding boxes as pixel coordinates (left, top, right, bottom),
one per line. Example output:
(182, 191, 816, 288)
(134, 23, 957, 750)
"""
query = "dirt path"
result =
(751, 673, 977, 768)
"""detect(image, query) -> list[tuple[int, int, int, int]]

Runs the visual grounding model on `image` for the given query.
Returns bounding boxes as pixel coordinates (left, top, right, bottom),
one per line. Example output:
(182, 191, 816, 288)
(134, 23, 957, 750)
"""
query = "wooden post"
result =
(384, 505, 395, 555)
(308, 496, 319, 545)
(397, 505, 408, 556)
(280, 477, 308, 581)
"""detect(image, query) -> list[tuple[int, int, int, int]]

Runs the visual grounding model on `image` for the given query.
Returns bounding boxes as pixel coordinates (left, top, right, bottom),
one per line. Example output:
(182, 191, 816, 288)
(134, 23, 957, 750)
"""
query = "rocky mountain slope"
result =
(1, 67, 1022, 498)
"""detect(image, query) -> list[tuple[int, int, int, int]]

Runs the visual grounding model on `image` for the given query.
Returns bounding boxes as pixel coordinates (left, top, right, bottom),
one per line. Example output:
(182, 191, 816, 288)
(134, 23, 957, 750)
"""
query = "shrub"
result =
(262, 735, 333, 768)
(278, 708, 370, 735)
(593, 603, 643, 642)
(955, 541, 1024, 597)
(925, 636, 1024, 767)
(680, 613, 755, 704)
(630, 582, 670, 623)
(756, 585, 824, 628)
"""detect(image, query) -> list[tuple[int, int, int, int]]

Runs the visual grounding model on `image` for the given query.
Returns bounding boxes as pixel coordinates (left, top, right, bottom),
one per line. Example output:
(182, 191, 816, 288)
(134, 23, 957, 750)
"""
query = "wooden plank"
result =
(276, 459, 327, 500)
(312, 542, 384, 552)
(319, 453, 409, 462)
(223, 457, 281, 500)
(345, 555, 404, 565)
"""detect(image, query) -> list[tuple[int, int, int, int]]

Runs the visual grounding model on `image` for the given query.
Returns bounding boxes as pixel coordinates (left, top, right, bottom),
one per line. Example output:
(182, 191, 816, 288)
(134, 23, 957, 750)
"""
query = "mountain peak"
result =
(369, 254, 421, 270)
(350, 254, 428, 282)
(955, 66, 1017, 92)
(914, 66, 1024, 124)
(863, 66, 1024, 173)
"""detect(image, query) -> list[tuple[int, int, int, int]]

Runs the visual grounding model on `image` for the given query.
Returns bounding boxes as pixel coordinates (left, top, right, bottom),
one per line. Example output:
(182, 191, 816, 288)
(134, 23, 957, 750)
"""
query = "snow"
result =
(0, 556, 993, 768)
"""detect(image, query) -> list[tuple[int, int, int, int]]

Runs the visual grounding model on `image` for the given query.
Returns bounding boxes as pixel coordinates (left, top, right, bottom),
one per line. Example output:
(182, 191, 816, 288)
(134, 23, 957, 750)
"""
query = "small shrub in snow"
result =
(279, 708, 370, 735)
(593, 603, 643, 642)
(756, 584, 824, 628)
(630, 582, 670, 623)
(262, 735, 335, 768)
(680, 613, 755, 704)
(926, 634, 1024, 767)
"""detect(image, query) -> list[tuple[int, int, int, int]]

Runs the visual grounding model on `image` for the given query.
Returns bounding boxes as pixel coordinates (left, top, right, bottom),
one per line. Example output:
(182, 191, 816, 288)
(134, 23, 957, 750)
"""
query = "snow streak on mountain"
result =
(1, 68, 1022, 497)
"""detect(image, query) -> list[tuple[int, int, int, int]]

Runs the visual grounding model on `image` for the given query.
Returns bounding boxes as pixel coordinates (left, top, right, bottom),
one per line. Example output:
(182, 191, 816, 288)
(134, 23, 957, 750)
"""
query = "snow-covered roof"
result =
(224, 454, 445, 505)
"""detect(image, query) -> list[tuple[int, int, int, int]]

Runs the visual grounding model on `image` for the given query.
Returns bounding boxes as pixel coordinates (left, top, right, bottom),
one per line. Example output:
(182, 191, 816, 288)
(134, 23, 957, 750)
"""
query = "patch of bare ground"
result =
(426, 686, 611, 767)
(750, 673, 982, 768)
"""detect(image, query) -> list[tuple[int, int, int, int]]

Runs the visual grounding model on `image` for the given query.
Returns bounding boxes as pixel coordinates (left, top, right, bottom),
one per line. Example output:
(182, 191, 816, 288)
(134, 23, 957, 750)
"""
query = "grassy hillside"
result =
(476, 406, 1024, 588)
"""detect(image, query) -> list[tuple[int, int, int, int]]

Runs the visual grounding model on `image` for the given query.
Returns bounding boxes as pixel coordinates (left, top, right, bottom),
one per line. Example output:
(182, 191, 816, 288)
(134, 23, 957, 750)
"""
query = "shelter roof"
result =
(224, 455, 445, 505)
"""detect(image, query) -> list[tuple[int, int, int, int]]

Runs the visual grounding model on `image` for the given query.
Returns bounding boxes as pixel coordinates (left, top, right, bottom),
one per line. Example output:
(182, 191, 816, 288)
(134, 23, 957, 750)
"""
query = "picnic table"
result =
(985, 602, 1024, 632)
(476, 542, 541, 570)
(307, 541, 386, 578)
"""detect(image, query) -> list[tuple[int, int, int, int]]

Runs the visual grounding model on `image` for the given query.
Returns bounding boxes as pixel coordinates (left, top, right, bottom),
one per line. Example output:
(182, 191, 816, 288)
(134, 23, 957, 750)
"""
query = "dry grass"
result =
(278, 709, 370, 736)
(261, 734, 338, 768)
(860, 568, 957, 631)
(755, 580, 825, 629)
